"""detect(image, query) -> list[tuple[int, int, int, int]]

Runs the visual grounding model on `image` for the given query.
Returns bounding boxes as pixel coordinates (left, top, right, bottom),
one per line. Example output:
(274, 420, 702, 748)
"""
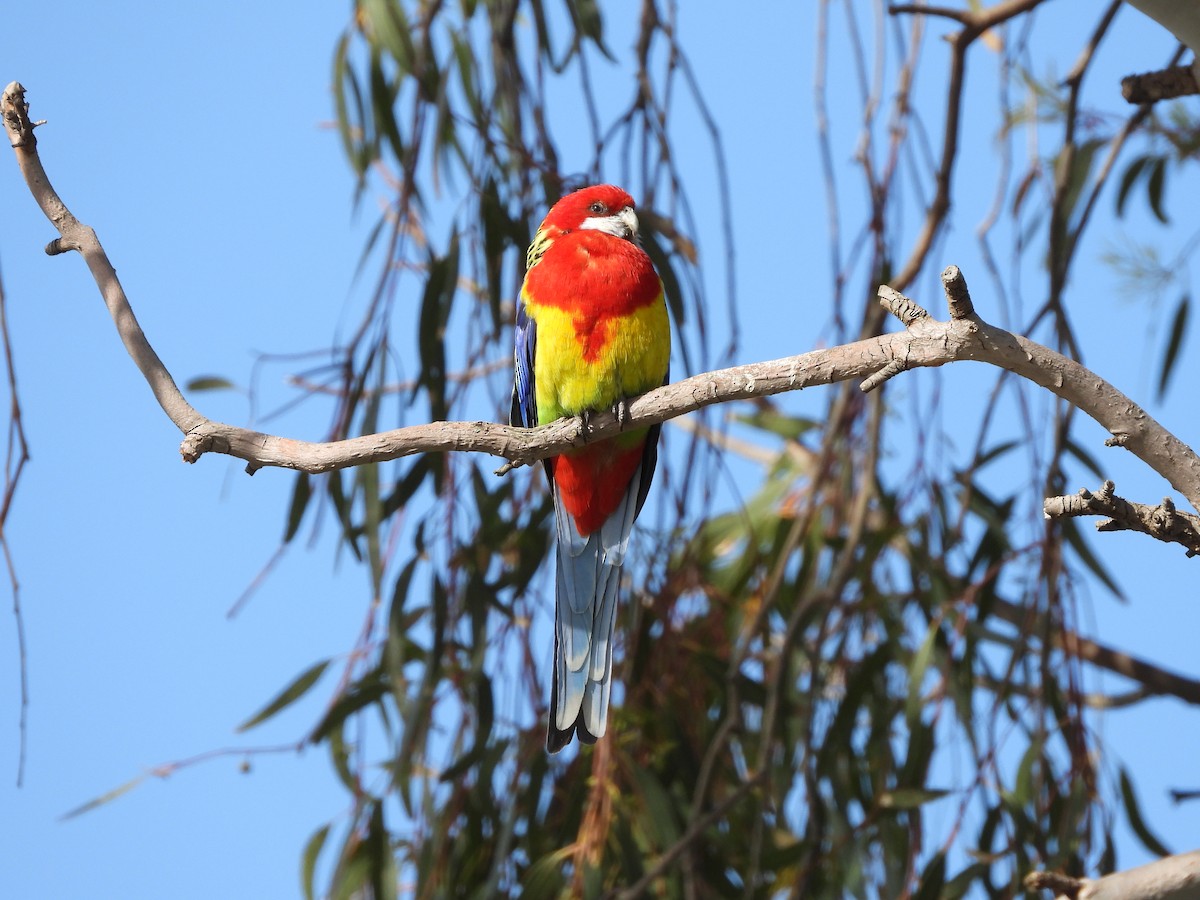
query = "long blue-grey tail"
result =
(546, 466, 641, 753)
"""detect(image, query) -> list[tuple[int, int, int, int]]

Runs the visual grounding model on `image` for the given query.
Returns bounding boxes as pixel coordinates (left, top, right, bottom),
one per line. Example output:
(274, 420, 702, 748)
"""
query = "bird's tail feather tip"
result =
(546, 726, 573, 753)
(545, 717, 602, 753)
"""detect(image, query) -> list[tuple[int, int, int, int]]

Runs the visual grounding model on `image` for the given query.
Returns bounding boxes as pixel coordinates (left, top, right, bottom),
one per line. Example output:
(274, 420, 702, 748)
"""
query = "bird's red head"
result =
(540, 184, 639, 237)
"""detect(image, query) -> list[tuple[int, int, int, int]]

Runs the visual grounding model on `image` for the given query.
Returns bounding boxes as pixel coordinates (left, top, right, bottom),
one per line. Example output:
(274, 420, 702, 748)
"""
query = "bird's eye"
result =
(588, 201, 608, 214)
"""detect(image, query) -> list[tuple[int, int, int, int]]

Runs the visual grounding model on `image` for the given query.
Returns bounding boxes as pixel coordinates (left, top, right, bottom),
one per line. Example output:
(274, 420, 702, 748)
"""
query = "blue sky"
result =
(1, 2, 1198, 897)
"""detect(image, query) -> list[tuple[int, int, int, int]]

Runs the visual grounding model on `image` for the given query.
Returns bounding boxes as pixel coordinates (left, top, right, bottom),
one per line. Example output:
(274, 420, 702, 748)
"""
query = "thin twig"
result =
(888, 0, 1048, 292)
(1, 83, 203, 435)
(1122, 64, 1200, 103)
(0, 258, 30, 787)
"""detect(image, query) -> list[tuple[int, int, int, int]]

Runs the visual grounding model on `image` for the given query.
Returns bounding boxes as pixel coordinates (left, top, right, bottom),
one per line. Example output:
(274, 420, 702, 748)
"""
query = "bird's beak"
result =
(580, 206, 640, 242)
(616, 207, 639, 241)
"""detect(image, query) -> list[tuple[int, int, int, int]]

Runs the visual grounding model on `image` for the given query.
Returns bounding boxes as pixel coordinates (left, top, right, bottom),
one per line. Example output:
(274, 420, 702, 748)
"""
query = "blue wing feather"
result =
(511, 293, 538, 430)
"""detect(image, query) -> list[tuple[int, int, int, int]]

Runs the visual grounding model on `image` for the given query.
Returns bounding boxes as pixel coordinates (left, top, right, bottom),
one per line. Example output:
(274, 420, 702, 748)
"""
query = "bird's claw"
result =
(612, 398, 632, 431)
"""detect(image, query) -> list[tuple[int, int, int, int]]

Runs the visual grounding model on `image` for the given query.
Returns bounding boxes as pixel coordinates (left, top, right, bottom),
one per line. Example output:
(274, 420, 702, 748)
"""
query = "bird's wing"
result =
(631, 368, 669, 519)
(511, 291, 538, 431)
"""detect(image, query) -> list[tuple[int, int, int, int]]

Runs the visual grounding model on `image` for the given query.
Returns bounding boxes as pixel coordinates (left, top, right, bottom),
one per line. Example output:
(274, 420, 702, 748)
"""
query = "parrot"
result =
(511, 184, 671, 752)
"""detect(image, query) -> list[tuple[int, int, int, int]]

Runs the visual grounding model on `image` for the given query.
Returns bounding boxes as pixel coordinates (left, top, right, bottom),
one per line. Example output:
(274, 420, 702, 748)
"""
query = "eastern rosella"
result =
(511, 185, 670, 752)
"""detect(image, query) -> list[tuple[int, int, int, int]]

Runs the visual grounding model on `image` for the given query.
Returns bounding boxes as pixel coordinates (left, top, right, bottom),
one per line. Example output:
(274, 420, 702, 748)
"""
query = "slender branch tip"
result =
(1024, 870, 1082, 898)
(861, 359, 907, 393)
(877, 284, 929, 325)
(941, 264, 974, 319)
(45, 238, 75, 256)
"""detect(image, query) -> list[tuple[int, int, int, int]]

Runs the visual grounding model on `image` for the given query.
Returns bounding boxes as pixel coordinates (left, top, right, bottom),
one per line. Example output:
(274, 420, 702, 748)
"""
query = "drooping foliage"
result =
(232, 2, 1200, 896)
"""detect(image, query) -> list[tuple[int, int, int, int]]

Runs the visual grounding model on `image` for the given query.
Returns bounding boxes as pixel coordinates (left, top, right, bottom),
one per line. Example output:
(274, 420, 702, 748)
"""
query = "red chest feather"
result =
(524, 231, 661, 320)
(551, 441, 645, 536)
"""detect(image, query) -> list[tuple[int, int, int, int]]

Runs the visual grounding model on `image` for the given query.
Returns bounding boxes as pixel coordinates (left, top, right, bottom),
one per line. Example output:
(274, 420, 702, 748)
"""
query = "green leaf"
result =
(1158, 293, 1189, 400)
(1147, 156, 1169, 223)
(332, 33, 367, 181)
(384, 557, 420, 716)
(906, 619, 940, 724)
(899, 717, 936, 790)
(60, 773, 146, 820)
(331, 852, 372, 900)
(358, 462, 383, 597)
(1120, 766, 1172, 857)
(353, 212, 390, 281)
(572, 0, 611, 55)
(416, 232, 460, 422)
(1058, 138, 1105, 226)
(971, 439, 1018, 470)
(735, 409, 820, 441)
(284, 472, 312, 543)
(1065, 437, 1106, 481)
(1061, 518, 1124, 601)
(818, 644, 891, 775)
(439, 671, 494, 783)
(911, 852, 946, 900)
(632, 765, 682, 847)
(943, 862, 989, 900)
(393, 578, 447, 811)
(327, 726, 357, 793)
(310, 669, 389, 743)
(381, 457, 430, 523)
(352, 343, 381, 592)
(1116, 155, 1151, 218)
(238, 659, 331, 732)
(451, 33, 484, 124)
(640, 228, 686, 360)
(361, 0, 415, 74)
(301, 823, 331, 900)
(521, 848, 571, 898)
(328, 472, 362, 562)
(479, 177, 508, 331)
(1010, 738, 1041, 808)
(186, 376, 236, 392)
(369, 51, 405, 166)
(879, 787, 949, 810)
(366, 801, 398, 900)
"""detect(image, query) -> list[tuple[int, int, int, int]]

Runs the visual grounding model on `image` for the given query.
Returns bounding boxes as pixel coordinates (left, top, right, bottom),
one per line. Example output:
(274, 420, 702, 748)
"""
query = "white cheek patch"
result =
(579, 207, 640, 241)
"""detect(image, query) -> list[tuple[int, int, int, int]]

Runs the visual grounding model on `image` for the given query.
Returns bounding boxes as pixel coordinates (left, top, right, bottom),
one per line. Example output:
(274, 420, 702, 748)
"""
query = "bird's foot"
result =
(612, 398, 632, 431)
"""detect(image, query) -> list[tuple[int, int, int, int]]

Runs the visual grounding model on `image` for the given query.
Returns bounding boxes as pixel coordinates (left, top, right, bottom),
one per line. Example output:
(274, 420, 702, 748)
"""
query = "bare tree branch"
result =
(1, 83, 204, 436)
(1027, 849, 1200, 900)
(7, 84, 1200, 562)
(1121, 65, 1200, 103)
(1045, 481, 1200, 556)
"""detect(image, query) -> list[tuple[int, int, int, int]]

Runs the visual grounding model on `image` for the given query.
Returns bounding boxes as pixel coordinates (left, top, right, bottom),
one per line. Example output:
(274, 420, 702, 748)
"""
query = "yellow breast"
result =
(528, 294, 670, 425)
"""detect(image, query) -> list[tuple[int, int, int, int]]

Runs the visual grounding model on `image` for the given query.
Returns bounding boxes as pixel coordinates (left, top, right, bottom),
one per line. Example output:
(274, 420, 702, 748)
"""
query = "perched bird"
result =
(511, 184, 670, 752)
